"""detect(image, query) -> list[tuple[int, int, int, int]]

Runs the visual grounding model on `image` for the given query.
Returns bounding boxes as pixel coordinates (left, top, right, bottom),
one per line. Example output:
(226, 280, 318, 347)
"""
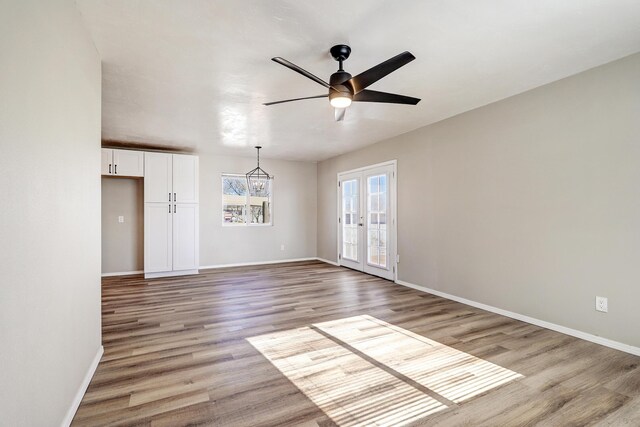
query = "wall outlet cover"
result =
(595, 296, 608, 313)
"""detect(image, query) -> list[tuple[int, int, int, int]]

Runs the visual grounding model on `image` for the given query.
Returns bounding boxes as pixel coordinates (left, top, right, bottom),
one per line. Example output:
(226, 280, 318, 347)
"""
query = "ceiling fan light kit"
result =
(265, 44, 420, 121)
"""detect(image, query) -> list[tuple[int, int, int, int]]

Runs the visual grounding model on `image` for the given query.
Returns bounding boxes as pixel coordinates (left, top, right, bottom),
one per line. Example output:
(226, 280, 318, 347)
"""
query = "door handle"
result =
(114, 164, 117, 174)
(169, 192, 171, 201)
(169, 204, 171, 213)
(173, 192, 176, 202)
(174, 204, 176, 214)
(358, 223, 364, 226)
(108, 164, 111, 174)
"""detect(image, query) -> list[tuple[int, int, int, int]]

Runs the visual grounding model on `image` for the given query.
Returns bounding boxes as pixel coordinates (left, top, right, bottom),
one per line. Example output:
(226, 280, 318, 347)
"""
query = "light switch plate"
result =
(118, 216, 124, 223)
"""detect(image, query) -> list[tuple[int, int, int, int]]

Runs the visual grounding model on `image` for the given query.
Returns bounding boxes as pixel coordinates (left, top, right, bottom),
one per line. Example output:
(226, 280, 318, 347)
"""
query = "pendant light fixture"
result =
(246, 146, 271, 196)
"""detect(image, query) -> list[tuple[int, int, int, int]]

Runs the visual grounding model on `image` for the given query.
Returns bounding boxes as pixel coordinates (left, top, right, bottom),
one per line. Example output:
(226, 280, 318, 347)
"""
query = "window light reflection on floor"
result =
(247, 315, 523, 426)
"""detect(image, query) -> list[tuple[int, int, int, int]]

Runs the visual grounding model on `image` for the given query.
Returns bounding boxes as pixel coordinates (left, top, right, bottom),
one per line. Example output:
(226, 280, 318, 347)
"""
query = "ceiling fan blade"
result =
(272, 57, 331, 89)
(263, 94, 327, 106)
(347, 51, 416, 94)
(335, 108, 346, 121)
(353, 89, 420, 105)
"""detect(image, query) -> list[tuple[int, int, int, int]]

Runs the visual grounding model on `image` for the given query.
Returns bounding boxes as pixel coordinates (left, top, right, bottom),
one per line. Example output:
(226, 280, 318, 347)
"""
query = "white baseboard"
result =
(316, 257, 340, 266)
(199, 257, 317, 270)
(101, 270, 143, 277)
(145, 269, 199, 279)
(61, 345, 103, 427)
(396, 279, 640, 357)
(104, 258, 335, 278)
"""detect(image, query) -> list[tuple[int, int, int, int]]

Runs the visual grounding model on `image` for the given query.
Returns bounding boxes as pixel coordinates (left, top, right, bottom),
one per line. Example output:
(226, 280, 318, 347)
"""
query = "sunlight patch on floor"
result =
(248, 315, 522, 426)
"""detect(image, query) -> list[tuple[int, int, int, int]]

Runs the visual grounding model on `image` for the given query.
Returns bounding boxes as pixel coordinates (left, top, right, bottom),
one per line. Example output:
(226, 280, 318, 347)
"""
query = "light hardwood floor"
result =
(73, 261, 640, 426)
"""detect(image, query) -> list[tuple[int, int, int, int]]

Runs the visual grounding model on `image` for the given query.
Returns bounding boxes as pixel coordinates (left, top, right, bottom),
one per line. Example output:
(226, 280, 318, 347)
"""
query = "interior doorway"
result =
(337, 161, 397, 281)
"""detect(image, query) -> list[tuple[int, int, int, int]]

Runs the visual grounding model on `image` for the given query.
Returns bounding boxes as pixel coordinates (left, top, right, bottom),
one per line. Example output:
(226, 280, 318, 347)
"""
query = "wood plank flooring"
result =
(73, 261, 640, 426)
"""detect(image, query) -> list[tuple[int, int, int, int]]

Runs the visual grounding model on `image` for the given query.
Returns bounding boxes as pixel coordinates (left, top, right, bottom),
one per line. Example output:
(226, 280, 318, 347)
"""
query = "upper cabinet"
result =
(172, 154, 199, 204)
(144, 152, 198, 204)
(101, 148, 144, 177)
(144, 152, 173, 202)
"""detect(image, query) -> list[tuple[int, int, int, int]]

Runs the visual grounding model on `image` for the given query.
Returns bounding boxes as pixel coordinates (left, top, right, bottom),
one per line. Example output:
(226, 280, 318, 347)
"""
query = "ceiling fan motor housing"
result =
(329, 70, 353, 103)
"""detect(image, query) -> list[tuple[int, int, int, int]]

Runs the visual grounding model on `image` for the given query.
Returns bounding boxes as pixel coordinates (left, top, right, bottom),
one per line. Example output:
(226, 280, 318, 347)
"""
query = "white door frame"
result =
(337, 160, 397, 281)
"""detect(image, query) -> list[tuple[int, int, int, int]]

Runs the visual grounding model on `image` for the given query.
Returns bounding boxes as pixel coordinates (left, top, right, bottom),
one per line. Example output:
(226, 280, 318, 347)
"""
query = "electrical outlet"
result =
(118, 216, 124, 223)
(595, 296, 608, 313)
(280, 244, 285, 251)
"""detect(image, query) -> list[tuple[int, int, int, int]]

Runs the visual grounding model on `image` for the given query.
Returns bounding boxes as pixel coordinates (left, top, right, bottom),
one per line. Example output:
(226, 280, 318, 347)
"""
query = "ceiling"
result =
(76, 0, 640, 162)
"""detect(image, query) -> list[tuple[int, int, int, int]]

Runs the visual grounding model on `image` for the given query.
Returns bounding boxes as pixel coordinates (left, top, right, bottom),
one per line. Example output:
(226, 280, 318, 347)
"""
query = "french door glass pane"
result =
(342, 179, 359, 261)
(367, 174, 388, 268)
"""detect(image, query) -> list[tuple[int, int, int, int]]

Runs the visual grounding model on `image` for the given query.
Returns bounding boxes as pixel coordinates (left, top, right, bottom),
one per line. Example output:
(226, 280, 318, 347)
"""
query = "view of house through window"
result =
(222, 174, 272, 225)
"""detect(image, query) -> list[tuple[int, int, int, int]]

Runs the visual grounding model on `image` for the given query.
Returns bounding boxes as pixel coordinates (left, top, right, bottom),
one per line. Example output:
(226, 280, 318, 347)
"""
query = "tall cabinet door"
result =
(172, 154, 199, 204)
(172, 204, 199, 271)
(144, 203, 173, 273)
(145, 152, 172, 203)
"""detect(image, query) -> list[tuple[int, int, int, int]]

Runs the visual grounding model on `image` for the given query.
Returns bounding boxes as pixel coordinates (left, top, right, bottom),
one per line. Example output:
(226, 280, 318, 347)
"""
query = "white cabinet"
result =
(144, 152, 199, 278)
(102, 148, 144, 177)
(144, 152, 172, 202)
(172, 204, 199, 271)
(144, 203, 173, 273)
(172, 154, 199, 203)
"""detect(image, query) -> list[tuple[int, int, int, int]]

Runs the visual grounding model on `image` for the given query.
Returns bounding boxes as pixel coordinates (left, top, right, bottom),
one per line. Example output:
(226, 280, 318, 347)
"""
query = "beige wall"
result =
(0, 0, 102, 425)
(101, 153, 317, 273)
(200, 153, 317, 266)
(318, 53, 640, 348)
(102, 178, 144, 273)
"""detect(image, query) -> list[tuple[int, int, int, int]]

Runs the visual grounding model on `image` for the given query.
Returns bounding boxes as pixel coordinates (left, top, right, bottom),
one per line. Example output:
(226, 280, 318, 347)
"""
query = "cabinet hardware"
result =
(169, 192, 171, 202)
(114, 164, 118, 174)
(109, 164, 111, 174)
(168, 204, 171, 213)
(174, 205, 176, 214)
(173, 193, 176, 202)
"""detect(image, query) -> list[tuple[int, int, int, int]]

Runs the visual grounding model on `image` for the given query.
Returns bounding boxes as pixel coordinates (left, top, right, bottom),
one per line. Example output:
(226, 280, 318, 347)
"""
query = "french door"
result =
(338, 162, 396, 280)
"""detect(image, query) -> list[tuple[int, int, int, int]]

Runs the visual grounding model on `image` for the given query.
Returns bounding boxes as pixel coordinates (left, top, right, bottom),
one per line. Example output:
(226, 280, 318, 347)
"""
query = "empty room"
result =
(2, 1, 640, 426)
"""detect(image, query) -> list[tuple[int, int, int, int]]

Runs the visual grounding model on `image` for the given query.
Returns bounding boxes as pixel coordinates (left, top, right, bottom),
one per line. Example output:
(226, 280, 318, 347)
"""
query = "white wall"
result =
(0, 1, 102, 425)
(318, 53, 640, 348)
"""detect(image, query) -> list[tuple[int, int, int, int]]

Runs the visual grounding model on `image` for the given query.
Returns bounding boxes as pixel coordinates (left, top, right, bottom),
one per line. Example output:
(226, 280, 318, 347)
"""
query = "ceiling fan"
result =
(264, 44, 420, 121)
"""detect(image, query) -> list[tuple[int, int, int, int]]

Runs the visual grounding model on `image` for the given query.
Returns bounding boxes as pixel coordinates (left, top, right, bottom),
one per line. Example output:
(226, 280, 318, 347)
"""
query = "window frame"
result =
(221, 173, 273, 227)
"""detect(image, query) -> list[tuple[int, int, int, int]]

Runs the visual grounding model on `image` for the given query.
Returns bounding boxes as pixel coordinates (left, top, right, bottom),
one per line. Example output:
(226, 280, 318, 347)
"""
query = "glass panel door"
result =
(339, 174, 363, 271)
(363, 165, 393, 280)
(367, 174, 387, 268)
(338, 163, 395, 281)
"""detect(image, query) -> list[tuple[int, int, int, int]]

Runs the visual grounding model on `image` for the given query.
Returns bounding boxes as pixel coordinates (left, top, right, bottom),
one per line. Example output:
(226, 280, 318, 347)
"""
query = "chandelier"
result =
(246, 146, 271, 196)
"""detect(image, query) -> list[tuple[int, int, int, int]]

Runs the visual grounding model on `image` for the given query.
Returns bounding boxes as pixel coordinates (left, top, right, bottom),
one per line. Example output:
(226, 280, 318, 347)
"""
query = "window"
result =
(222, 174, 272, 225)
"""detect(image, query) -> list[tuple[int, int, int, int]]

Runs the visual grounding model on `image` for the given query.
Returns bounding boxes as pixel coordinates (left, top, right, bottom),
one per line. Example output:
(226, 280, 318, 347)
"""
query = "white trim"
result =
(395, 279, 640, 357)
(101, 270, 143, 277)
(336, 159, 398, 175)
(221, 173, 274, 227)
(316, 257, 340, 266)
(104, 259, 339, 277)
(199, 257, 317, 270)
(61, 345, 103, 427)
(145, 269, 199, 279)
